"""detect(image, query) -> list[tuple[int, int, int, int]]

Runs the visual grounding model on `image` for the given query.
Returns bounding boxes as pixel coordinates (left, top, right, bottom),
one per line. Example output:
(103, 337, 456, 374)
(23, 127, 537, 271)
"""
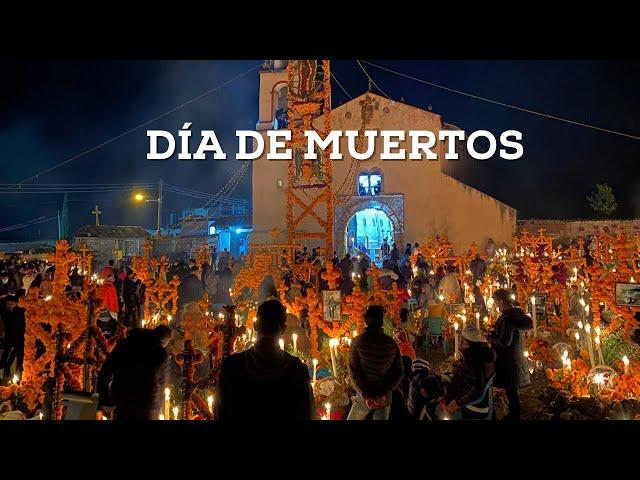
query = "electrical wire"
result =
(356, 60, 393, 101)
(359, 60, 640, 141)
(17, 63, 262, 185)
(331, 71, 353, 100)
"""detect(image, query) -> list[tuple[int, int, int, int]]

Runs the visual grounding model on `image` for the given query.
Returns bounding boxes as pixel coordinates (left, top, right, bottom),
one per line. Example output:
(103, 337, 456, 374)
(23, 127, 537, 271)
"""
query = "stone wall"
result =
(517, 219, 640, 243)
(153, 237, 212, 262)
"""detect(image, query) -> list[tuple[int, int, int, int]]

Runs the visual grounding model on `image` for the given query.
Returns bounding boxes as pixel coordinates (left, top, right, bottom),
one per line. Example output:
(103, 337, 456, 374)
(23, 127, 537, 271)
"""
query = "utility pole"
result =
(157, 178, 163, 236)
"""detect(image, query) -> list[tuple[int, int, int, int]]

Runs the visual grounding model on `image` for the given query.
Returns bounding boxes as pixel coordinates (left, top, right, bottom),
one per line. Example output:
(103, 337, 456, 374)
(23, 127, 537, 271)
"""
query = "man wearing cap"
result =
(442, 323, 495, 418)
(347, 305, 403, 420)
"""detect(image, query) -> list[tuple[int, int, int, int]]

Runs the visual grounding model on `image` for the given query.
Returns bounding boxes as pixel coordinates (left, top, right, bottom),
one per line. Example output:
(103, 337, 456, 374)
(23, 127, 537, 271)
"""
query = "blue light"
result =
(236, 228, 242, 234)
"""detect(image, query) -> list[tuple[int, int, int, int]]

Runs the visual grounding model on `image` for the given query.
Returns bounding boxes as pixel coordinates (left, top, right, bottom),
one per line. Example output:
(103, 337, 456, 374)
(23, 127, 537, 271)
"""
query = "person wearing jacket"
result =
(97, 325, 172, 420)
(216, 299, 314, 420)
(443, 324, 496, 417)
(347, 305, 403, 420)
(0, 295, 26, 382)
(487, 288, 533, 420)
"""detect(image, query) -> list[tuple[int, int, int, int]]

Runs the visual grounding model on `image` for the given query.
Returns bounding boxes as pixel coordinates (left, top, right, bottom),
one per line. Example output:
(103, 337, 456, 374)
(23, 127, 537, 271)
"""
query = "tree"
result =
(586, 183, 617, 218)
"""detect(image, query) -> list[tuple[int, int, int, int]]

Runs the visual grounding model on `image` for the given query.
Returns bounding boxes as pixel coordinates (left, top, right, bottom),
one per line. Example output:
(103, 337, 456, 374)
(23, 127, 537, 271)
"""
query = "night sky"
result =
(1, 60, 639, 241)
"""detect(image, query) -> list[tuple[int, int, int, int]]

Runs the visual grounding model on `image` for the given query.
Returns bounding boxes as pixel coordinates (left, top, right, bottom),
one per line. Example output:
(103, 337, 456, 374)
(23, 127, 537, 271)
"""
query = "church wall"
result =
(251, 80, 517, 253)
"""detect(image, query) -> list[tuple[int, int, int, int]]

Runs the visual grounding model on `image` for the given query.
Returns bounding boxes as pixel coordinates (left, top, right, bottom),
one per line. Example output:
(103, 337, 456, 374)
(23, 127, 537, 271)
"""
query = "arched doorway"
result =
(345, 207, 394, 264)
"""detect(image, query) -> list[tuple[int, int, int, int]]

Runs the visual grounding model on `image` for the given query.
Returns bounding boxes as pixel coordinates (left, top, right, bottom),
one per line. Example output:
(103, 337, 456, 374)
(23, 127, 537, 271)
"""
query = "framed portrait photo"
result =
(323, 290, 341, 322)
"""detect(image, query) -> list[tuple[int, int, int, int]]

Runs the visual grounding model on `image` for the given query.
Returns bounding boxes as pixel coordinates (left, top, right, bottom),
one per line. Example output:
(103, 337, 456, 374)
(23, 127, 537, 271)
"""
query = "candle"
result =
(207, 395, 214, 413)
(312, 358, 318, 383)
(594, 336, 604, 365)
(278, 338, 285, 350)
(292, 333, 298, 354)
(622, 355, 630, 374)
(475, 312, 480, 330)
(164, 387, 171, 420)
(324, 402, 331, 420)
(352, 329, 357, 338)
(329, 338, 339, 378)
(562, 350, 571, 371)
(574, 332, 580, 350)
(530, 296, 537, 338)
(172, 406, 179, 420)
(454, 322, 460, 360)
(159, 414, 165, 420)
(585, 323, 595, 368)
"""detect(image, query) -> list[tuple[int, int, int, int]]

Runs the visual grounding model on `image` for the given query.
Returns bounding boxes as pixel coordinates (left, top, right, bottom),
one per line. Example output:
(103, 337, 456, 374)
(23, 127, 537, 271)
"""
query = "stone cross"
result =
(91, 205, 102, 226)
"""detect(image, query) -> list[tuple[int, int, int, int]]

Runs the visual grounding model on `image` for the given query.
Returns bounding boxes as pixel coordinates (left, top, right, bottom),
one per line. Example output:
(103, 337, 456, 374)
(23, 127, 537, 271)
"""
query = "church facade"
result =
(251, 62, 517, 258)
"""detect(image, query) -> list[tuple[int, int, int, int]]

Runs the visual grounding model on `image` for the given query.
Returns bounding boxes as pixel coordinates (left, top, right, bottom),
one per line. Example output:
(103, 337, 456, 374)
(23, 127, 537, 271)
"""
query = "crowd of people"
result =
(1, 238, 538, 421)
(0, 256, 53, 383)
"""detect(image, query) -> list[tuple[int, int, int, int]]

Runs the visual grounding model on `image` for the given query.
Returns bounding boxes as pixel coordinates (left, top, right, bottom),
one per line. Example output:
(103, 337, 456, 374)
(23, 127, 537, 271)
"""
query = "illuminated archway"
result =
(345, 206, 394, 264)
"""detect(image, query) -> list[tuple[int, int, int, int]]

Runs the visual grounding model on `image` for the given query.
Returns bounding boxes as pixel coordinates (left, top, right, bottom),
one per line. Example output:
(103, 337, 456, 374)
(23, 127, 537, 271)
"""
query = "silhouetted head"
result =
(256, 299, 287, 338)
(153, 324, 173, 348)
(364, 305, 385, 328)
(492, 288, 516, 312)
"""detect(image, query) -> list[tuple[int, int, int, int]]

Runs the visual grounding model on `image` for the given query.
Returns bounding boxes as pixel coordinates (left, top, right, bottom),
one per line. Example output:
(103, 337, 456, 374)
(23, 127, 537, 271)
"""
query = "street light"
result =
(133, 179, 163, 235)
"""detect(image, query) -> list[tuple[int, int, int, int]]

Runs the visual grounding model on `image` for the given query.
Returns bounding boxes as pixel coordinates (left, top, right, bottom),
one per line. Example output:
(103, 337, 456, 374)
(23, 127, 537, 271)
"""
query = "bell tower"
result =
(256, 60, 289, 131)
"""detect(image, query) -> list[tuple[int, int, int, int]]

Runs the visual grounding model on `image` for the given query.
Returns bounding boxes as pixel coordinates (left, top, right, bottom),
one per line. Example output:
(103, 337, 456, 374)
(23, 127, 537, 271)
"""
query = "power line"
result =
(0, 216, 58, 233)
(331, 71, 353, 100)
(360, 60, 640, 141)
(356, 60, 393, 100)
(17, 63, 261, 185)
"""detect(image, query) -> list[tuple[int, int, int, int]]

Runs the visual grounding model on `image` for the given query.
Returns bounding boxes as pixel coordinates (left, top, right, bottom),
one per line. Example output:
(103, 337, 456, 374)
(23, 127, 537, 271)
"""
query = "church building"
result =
(251, 61, 517, 259)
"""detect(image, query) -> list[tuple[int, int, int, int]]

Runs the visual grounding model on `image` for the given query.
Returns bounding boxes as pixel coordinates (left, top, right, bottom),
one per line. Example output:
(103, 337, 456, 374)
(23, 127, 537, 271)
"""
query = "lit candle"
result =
(585, 323, 595, 368)
(172, 406, 179, 420)
(530, 296, 537, 338)
(278, 338, 285, 350)
(329, 338, 339, 378)
(454, 322, 460, 360)
(312, 358, 318, 383)
(594, 335, 604, 365)
(39, 412, 43, 420)
(292, 333, 298, 354)
(324, 402, 331, 420)
(352, 329, 357, 338)
(207, 395, 214, 414)
(159, 414, 165, 420)
(164, 387, 171, 420)
(622, 355, 630, 374)
(12, 374, 19, 384)
(475, 312, 480, 330)
(574, 332, 580, 350)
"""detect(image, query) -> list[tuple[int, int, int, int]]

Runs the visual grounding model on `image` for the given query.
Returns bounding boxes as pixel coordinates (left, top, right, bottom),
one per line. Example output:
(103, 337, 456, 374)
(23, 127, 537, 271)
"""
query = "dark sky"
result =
(1, 60, 639, 241)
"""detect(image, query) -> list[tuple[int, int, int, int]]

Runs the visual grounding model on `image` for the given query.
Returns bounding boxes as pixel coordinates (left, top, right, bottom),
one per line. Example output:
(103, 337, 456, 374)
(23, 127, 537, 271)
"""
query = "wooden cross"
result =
(91, 205, 102, 226)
